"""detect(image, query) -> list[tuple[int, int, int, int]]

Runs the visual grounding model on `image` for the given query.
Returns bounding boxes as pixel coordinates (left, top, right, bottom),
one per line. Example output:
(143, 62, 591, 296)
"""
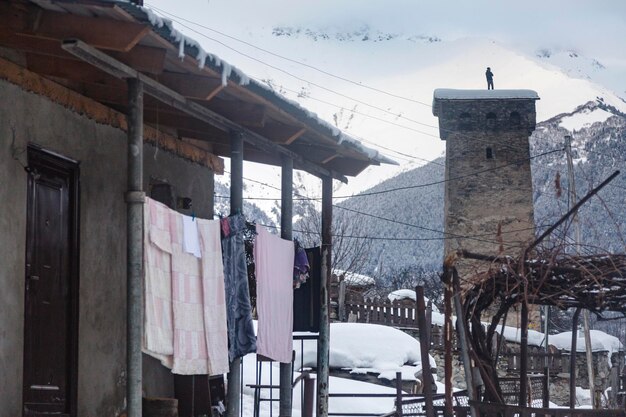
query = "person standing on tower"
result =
(486, 67, 494, 90)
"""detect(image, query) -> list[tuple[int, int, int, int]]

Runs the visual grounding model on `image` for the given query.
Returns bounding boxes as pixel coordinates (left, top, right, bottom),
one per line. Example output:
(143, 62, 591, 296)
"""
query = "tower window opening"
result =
(510, 111, 521, 127)
(486, 147, 494, 159)
(486, 112, 497, 129)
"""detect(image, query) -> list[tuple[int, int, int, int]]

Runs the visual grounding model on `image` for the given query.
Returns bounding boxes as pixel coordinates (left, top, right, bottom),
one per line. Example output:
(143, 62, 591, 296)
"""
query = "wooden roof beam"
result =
(0, 30, 167, 74)
(62, 39, 347, 182)
(252, 123, 308, 144)
(25, 10, 150, 52)
(157, 72, 224, 101)
(25, 53, 116, 85)
(203, 98, 267, 128)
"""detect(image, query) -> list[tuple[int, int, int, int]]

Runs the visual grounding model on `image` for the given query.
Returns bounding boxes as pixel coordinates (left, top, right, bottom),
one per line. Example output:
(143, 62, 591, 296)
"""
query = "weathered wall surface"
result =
(0, 77, 214, 415)
(437, 98, 539, 327)
(440, 99, 537, 266)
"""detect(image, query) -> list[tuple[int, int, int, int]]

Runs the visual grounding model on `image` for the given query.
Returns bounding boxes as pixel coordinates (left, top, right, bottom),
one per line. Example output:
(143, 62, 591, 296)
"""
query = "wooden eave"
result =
(1, 0, 388, 180)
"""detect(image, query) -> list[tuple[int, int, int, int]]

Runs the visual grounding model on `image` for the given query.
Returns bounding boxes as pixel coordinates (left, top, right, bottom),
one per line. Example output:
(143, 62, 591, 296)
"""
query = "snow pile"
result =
(298, 323, 436, 380)
(500, 326, 546, 347)
(548, 330, 623, 357)
(559, 107, 613, 131)
(387, 289, 441, 313)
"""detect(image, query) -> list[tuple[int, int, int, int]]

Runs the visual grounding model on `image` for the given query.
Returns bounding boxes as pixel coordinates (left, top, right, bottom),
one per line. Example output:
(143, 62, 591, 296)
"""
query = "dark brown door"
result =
(23, 146, 79, 417)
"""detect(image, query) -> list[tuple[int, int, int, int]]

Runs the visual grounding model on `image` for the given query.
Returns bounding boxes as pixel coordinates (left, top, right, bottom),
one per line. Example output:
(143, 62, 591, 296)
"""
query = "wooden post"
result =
(126, 77, 144, 417)
(570, 307, 582, 409)
(395, 371, 403, 417)
(302, 375, 315, 417)
(519, 301, 529, 407)
(416, 286, 435, 417)
(316, 175, 333, 417)
(280, 155, 294, 417)
(226, 130, 243, 417)
(443, 271, 454, 417)
(338, 280, 346, 322)
(452, 268, 477, 417)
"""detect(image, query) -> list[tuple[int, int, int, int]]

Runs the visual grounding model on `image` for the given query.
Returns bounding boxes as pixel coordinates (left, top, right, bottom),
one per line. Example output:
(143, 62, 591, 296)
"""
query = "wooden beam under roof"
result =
(27, 10, 150, 52)
(62, 39, 348, 182)
(156, 72, 224, 101)
(203, 97, 267, 128)
(251, 122, 309, 145)
(0, 29, 167, 74)
(25, 53, 115, 85)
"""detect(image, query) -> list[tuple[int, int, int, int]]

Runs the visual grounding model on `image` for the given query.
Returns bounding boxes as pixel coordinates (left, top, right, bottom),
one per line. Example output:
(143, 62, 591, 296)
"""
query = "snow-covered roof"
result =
(334, 269, 375, 286)
(433, 88, 540, 101)
(387, 289, 441, 313)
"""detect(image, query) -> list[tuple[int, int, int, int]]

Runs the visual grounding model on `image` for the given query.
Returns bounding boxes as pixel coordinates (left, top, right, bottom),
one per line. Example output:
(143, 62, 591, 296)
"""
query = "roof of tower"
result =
(433, 89, 539, 101)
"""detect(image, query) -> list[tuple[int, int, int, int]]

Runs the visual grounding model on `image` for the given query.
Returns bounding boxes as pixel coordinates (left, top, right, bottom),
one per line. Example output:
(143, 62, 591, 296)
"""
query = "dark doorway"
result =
(23, 146, 79, 417)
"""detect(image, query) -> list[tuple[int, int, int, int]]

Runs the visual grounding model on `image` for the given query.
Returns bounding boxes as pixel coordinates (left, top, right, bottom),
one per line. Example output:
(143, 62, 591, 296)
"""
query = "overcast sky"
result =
(146, 0, 626, 62)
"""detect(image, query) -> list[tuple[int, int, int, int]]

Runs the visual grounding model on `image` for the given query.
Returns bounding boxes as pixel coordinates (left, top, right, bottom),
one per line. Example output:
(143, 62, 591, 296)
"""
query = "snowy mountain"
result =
(143, 2, 626, 246)
(214, 26, 626, 201)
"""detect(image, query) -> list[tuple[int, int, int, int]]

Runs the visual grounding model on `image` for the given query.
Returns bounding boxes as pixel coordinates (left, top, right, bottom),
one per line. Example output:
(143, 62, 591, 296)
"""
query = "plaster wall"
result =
(0, 78, 214, 416)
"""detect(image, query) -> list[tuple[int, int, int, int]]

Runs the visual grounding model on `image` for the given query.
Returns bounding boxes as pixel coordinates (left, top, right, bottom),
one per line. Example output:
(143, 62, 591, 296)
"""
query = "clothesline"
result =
(142, 197, 305, 376)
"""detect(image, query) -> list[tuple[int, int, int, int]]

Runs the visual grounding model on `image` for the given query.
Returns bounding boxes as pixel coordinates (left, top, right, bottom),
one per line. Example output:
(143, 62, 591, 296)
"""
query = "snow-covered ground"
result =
(241, 322, 435, 416)
(237, 321, 623, 415)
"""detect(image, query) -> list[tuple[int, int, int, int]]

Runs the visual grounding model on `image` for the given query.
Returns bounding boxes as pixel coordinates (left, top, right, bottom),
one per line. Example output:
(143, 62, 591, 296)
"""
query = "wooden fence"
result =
(343, 292, 420, 328)
(339, 292, 602, 376)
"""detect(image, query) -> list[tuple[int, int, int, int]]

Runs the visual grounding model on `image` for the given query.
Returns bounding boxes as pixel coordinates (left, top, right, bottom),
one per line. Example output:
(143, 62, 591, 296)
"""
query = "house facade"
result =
(0, 1, 393, 416)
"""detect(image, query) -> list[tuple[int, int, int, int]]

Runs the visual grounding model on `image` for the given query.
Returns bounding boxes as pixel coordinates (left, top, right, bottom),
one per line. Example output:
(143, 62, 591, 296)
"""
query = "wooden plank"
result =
(251, 121, 308, 143)
(156, 72, 223, 100)
(110, 45, 166, 75)
(0, 29, 167, 75)
(29, 10, 150, 52)
(284, 127, 306, 145)
(204, 97, 267, 127)
(25, 53, 113, 84)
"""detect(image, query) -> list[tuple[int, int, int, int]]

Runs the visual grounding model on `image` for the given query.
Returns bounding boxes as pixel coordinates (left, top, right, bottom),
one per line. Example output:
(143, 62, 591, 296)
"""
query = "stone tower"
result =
(432, 89, 539, 277)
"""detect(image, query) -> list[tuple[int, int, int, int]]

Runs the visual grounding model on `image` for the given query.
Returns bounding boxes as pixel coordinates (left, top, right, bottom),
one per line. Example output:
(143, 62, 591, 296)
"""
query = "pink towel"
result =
(143, 199, 174, 361)
(254, 225, 294, 363)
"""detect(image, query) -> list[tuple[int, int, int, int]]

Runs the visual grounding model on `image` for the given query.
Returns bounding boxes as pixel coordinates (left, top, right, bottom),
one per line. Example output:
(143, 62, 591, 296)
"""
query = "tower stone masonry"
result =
(433, 89, 541, 328)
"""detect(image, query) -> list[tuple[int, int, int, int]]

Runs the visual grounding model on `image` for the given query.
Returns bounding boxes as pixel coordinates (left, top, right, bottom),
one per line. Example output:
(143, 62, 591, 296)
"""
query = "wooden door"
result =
(23, 146, 79, 417)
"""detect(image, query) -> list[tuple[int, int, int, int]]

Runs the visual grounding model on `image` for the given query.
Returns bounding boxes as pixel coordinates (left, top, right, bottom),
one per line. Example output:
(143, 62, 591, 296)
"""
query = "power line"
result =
(217, 148, 564, 201)
(145, 5, 528, 152)
(219, 171, 549, 246)
(145, 2, 433, 108)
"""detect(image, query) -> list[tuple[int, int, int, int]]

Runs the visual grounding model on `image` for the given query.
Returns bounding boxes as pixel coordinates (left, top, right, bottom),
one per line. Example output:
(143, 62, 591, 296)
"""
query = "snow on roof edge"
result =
(117, 3, 396, 168)
(433, 88, 540, 101)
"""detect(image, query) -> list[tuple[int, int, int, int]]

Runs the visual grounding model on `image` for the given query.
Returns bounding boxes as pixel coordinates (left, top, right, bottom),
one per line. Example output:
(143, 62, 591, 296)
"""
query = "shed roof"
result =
(0, 0, 395, 180)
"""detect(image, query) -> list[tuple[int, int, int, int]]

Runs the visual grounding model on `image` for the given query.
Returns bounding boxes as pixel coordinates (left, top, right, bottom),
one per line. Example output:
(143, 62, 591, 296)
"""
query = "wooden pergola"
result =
(0, 2, 394, 417)
(439, 171, 626, 417)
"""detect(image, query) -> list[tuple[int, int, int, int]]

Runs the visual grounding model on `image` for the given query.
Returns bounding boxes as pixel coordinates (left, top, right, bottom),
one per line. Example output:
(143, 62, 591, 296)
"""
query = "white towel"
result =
(182, 214, 202, 258)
